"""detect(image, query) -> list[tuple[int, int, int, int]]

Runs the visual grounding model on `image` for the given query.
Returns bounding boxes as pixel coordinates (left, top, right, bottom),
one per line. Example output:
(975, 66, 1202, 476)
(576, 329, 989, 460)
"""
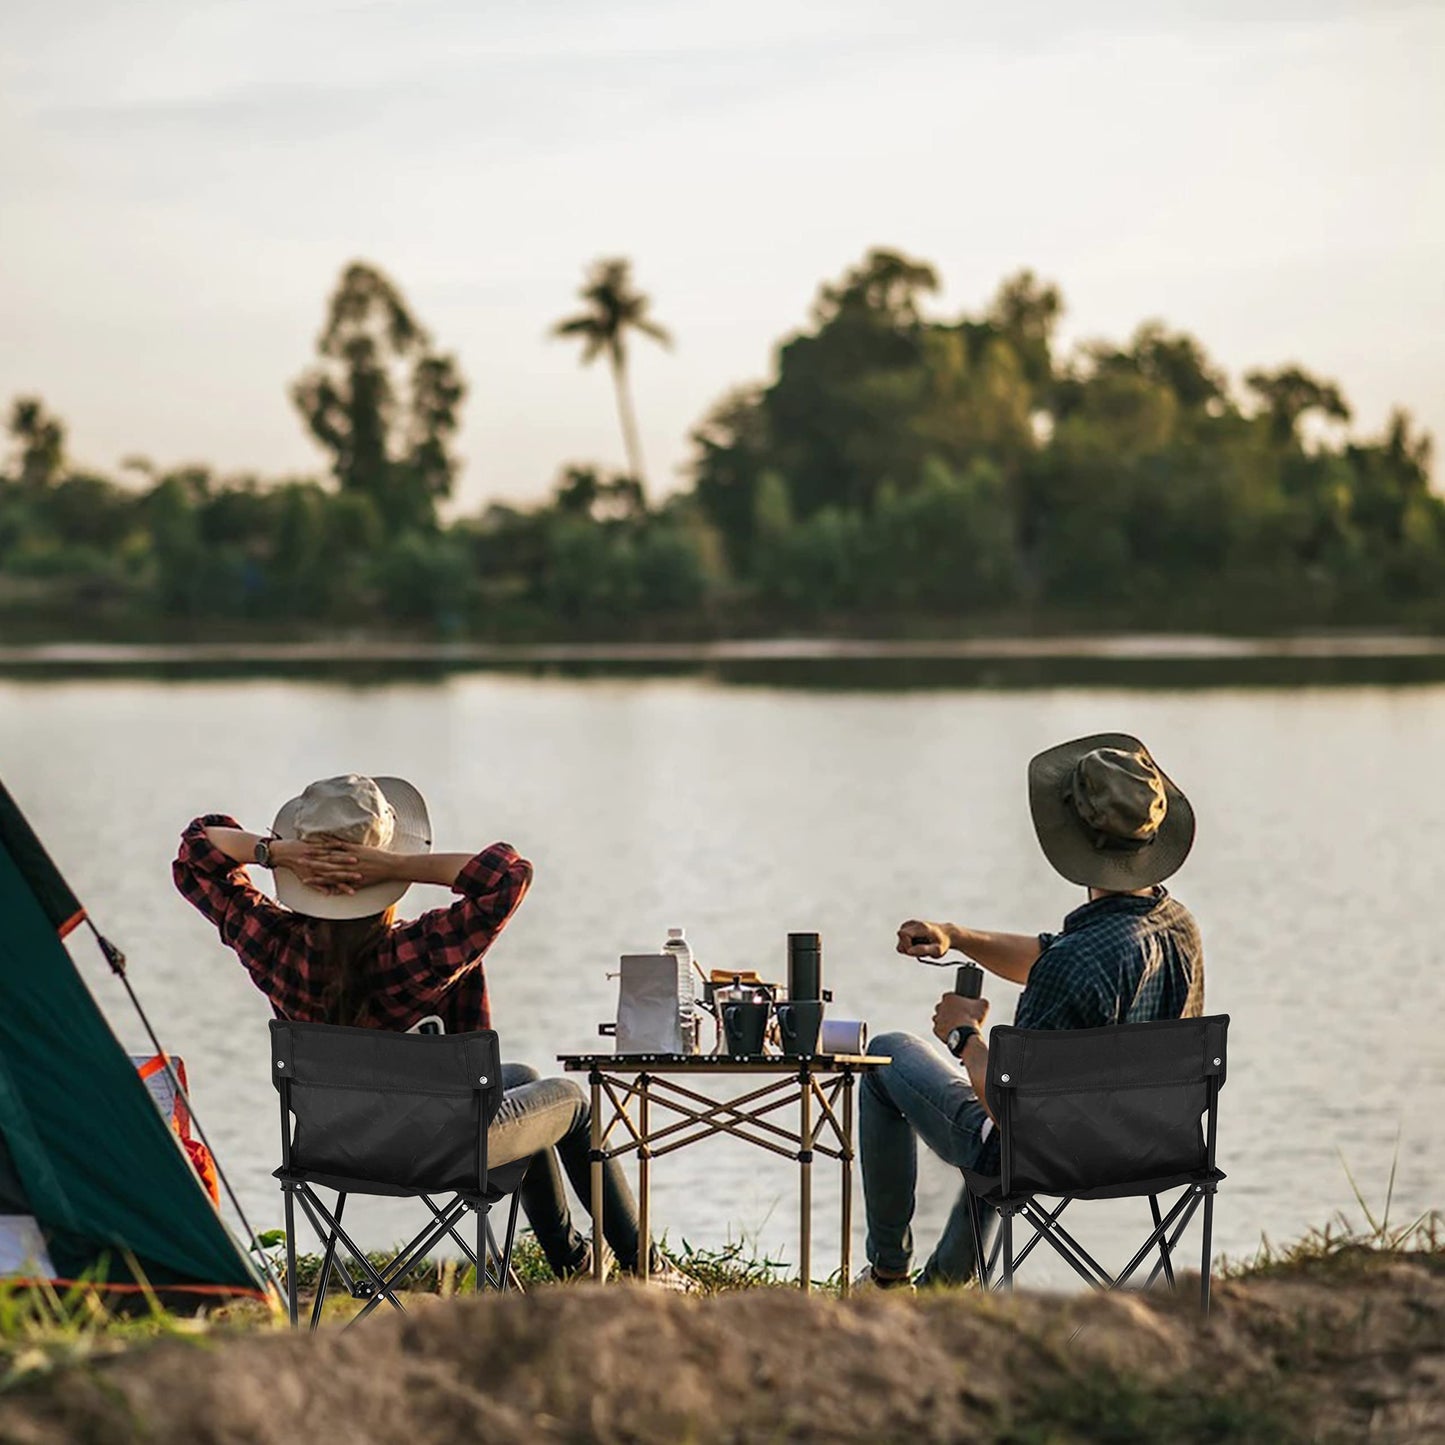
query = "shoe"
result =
(637, 1257, 700, 1293)
(851, 1264, 916, 1294)
(559, 1240, 615, 1282)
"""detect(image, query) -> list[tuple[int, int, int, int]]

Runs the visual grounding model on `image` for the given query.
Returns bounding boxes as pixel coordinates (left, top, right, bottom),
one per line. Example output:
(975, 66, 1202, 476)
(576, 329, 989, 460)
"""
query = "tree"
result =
(552, 258, 672, 489)
(1245, 365, 1350, 447)
(6, 397, 66, 493)
(292, 262, 467, 532)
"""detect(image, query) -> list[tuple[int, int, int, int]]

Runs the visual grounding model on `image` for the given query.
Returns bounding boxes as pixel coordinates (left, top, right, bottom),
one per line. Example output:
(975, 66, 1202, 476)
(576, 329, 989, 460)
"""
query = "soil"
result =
(0, 1253, 1441, 1444)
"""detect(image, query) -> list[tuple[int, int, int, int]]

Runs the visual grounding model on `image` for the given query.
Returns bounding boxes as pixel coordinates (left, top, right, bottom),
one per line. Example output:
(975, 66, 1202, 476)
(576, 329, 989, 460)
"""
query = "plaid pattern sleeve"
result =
(172, 813, 303, 1000)
(363, 844, 532, 1028)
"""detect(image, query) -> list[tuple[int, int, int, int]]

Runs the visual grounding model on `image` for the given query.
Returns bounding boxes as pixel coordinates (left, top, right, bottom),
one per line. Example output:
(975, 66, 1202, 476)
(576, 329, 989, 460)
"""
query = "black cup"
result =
(776, 1000, 824, 1057)
(722, 1000, 770, 1056)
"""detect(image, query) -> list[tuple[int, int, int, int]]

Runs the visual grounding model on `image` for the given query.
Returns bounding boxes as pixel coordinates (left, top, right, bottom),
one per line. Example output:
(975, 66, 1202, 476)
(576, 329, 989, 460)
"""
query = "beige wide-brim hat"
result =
(1028, 733, 1195, 891)
(270, 774, 432, 920)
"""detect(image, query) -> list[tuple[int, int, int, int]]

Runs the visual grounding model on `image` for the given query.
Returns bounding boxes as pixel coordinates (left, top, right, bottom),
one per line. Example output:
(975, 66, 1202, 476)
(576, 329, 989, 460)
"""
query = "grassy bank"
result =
(0, 1216, 1439, 1444)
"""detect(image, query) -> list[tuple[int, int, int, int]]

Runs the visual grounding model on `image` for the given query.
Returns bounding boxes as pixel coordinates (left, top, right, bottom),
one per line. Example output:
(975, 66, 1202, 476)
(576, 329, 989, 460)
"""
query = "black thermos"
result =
(787, 932, 823, 1001)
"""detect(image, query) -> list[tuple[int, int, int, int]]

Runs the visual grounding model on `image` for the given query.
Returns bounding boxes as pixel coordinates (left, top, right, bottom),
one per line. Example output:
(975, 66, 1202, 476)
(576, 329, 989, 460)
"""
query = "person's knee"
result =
(502, 1061, 542, 1088)
(870, 1031, 918, 1057)
(863, 1032, 923, 1097)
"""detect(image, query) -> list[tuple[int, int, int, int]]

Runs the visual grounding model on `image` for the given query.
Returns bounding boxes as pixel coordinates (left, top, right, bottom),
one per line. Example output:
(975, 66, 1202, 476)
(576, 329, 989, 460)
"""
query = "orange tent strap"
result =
(56, 908, 87, 940)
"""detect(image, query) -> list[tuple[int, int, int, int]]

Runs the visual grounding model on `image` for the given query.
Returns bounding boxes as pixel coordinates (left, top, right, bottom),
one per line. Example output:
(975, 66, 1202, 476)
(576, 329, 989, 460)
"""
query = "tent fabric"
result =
(0, 783, 265, 1298)
(0, 782, 85, 938)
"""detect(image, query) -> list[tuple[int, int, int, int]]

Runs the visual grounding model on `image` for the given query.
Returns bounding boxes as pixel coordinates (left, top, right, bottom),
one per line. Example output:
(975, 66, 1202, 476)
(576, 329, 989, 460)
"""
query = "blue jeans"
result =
(492, 1063, 647, 1275)
(860, 1031, 997, 1286)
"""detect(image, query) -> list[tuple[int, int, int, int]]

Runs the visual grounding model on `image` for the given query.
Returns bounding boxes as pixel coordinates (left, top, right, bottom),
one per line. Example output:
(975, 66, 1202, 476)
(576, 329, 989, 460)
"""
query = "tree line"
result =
(1, 250, 1438, 639)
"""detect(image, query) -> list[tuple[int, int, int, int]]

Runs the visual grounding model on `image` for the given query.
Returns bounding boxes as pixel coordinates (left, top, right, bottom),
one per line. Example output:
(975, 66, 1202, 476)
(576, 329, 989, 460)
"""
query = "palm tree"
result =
(552, 257, 672, 489)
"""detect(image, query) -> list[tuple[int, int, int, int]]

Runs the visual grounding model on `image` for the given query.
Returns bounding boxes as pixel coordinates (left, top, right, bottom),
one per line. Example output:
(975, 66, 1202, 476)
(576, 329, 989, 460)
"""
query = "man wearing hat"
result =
(858, 734, 1203, 1290)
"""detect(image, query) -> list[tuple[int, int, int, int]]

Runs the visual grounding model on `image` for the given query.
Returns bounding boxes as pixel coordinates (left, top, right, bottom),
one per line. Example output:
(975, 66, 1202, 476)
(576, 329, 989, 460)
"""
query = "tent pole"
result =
(87, 922, 282, 1297)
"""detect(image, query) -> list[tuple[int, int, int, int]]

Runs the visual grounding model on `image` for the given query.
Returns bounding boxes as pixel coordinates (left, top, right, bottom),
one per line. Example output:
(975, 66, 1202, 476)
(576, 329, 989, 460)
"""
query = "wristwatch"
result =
(253, 837, 274, 869)
(946, 1026, 980, 1059)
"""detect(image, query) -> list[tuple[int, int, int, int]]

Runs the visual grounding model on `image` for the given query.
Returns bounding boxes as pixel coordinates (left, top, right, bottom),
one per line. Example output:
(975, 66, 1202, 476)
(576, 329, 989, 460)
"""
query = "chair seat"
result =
(962, 1164, 1225, 1208)
(274, 1155, 531, 1204)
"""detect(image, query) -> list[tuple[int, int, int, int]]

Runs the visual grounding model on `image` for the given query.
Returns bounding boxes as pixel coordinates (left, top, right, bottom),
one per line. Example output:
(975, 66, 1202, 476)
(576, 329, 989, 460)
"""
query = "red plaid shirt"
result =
(173, 815, 531, 1032)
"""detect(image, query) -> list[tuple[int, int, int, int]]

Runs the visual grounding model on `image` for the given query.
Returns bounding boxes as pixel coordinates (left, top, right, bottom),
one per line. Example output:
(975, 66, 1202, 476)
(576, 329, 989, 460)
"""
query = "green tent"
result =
(0, 779, 268, 1303)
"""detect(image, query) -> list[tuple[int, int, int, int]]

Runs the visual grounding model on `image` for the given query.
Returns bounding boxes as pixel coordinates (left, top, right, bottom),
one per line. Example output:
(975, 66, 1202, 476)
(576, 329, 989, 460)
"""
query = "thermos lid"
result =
(787, 932, 821, 950)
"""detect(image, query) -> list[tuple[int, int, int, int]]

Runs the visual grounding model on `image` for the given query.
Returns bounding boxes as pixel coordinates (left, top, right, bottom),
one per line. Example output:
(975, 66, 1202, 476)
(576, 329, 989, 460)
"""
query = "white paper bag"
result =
(616, 954, 688, 1053)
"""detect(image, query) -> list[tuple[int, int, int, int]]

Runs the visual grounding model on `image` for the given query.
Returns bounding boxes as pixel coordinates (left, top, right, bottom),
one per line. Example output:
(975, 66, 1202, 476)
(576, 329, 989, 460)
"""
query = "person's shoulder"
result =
(1155, 889, 1199, 925)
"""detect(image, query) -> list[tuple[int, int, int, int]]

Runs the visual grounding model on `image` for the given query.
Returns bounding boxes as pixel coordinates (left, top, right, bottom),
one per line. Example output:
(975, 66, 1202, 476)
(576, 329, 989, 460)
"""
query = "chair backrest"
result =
(270, 1020, 504, 1196)
(987, 1015, 1228, 1197)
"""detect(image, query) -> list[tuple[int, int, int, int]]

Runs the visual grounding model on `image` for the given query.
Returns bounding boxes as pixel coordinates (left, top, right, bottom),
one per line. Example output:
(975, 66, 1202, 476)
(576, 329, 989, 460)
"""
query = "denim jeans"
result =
(491, 1063, 646, 1275)
(860, 1031, 997, 1286)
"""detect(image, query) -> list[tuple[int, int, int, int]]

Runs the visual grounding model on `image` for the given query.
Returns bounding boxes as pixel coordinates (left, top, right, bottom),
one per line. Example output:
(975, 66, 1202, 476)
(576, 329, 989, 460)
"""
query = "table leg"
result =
(840, 1073, 854, 1297)
(589, 1070, 605, 1283)
(637, 1074, 651, 1282)
(798, 1067, 812, 1294)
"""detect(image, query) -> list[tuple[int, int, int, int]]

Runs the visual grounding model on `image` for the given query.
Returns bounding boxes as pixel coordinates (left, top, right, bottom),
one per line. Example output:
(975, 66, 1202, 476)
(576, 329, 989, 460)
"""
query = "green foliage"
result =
(553, 256, 671, 488)
(2, 249, 1440, 640)
(291, 261, 466, 533)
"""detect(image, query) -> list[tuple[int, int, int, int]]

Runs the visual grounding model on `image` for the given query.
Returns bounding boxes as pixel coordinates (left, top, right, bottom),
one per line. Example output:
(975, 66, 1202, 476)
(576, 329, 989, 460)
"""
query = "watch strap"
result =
(949, 1026, 980, 1058)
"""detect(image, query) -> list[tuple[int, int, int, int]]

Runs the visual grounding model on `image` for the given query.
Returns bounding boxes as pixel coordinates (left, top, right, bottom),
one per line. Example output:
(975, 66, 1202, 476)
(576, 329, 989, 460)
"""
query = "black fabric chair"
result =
(271, 1019, 529, 1329)
(962, 1014, 1228, 1311)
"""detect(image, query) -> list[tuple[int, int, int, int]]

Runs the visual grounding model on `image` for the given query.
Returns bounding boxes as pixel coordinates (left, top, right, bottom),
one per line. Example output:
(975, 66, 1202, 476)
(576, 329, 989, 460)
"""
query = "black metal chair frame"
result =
(963, 1016, 1227, 1312)
(272, 1020, 526, 1330)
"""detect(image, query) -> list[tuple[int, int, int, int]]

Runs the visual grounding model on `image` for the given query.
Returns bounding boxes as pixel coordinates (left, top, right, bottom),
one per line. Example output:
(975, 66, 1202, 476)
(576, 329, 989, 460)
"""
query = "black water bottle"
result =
(787, 932, 822, 1001)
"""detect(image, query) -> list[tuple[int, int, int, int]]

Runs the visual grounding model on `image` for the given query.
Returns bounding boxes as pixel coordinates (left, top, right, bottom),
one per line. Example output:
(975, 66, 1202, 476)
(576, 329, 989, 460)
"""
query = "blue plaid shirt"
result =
(1014, 887, 1204, 1030)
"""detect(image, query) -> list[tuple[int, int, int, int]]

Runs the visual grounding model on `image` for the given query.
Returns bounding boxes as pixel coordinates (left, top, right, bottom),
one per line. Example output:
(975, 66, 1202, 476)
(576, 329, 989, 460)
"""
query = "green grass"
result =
(1222, 1143, 1444, 1280)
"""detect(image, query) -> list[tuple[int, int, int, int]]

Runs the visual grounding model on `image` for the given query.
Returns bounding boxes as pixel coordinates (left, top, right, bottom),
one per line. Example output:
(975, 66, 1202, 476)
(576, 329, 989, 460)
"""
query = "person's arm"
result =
(932, 991, 995, 1120)
(897, 919, 1043, 986)
(202, 825, 366, 894)
(368, 845, 534, 1010)
(286, 840, 511, 896)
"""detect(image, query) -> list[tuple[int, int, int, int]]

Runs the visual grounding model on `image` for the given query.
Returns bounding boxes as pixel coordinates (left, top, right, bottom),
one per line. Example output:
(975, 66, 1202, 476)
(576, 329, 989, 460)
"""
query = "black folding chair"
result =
(271, 1019, 529, 1330)
(963, 1014, 1228, 1312)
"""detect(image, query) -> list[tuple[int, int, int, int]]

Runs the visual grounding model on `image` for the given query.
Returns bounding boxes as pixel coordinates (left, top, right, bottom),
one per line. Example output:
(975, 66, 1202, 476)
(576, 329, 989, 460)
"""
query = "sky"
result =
(2, 0, 1441, 511)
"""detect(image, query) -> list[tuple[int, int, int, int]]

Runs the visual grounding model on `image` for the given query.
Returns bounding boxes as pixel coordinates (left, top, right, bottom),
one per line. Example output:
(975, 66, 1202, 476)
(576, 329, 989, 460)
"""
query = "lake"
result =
(2, 667, 1441, 1288)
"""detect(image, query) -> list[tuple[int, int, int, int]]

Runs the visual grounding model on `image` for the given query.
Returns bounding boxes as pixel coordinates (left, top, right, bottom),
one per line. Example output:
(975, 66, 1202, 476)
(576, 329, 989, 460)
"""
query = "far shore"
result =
(5, 631, 1445, 670)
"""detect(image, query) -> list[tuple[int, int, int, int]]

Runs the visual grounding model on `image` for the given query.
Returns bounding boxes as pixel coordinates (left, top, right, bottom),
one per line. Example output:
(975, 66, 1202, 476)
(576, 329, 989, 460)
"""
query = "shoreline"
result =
(5, 631, 1445, 669)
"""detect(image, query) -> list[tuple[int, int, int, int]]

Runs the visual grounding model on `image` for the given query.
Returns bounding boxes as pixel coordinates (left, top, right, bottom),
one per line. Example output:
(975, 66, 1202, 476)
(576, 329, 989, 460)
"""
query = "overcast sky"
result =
(2, 0, 1441, 510)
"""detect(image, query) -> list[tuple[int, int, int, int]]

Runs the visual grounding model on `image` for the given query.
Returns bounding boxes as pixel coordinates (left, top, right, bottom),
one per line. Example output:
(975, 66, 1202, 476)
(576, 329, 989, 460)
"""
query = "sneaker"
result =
(638, 1257, 700, 1293)
(851, 1264, 916, 1294)
(559, 1240, 615, 1282)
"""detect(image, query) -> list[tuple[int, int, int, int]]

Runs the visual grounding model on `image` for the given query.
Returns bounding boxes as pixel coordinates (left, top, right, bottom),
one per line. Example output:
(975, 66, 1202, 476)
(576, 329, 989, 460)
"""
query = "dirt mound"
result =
(1, 1257, 1442, 1444)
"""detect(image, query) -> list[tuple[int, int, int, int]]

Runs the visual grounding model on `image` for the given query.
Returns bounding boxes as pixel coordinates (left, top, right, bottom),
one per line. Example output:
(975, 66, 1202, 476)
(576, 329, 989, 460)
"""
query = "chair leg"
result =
(477, 1204, 489, 1293)
(1148, 1194, 1177, 1291)
(965, 1188, 991, 1289)
(1001, 1208, 1014, 1292)
(283, 1185, 299, 1329)
(1200, 1187, 1215, 1315)
(500, 1192, 522, 1291)
(308, 1192, 346, 1332)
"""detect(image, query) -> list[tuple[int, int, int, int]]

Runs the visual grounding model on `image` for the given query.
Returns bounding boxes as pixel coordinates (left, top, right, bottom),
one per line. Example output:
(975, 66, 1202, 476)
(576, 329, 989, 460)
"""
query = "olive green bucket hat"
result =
(1027, 733, 1195, 891)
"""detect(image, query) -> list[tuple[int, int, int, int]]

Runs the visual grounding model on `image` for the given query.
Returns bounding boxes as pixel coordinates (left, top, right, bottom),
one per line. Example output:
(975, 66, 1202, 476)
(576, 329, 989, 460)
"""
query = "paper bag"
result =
(616, 954, 689, 1053)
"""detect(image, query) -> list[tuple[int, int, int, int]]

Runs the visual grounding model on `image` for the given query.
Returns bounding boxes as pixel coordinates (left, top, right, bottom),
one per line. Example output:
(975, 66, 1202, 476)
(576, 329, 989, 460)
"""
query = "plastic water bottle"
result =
(664, 927, 699, 1053)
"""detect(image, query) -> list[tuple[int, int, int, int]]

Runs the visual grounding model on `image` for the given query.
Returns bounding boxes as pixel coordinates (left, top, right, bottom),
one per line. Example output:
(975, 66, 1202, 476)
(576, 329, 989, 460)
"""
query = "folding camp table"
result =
(559, 1052, 890, 1294)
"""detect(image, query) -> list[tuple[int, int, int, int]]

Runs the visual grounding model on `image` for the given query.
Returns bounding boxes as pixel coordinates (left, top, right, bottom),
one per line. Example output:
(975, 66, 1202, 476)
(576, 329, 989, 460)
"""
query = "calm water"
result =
(2, 673, 1441, 1287)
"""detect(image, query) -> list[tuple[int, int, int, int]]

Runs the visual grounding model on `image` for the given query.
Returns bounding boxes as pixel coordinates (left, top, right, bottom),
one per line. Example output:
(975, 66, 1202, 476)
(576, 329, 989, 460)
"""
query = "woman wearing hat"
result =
(173, 773, 671, 1284)
(859, 734, 1204, 1290)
